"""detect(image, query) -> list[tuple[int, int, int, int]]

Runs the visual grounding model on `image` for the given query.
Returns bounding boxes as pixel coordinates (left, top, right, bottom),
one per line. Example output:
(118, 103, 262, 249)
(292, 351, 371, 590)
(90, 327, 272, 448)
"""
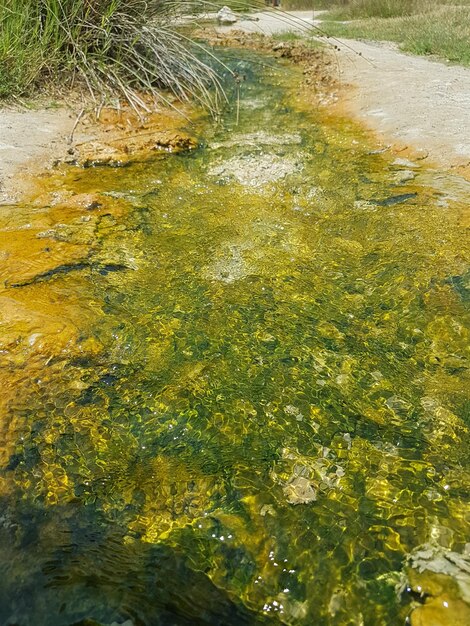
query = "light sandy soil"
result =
(216, 9, 325, 35)
(219, 10, 470, 175)
(0, 103, 195, 204)
(333, 39, 470, 173)
(0, 106, 94, 204)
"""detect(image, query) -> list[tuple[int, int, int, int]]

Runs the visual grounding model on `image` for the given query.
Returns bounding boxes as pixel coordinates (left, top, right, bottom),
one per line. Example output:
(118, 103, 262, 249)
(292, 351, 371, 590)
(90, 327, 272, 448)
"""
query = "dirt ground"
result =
(1, 9, 470, 199)
(332, 38, 470, 174)
(218, 10, 470, 175)
(0, 107, 85, 203)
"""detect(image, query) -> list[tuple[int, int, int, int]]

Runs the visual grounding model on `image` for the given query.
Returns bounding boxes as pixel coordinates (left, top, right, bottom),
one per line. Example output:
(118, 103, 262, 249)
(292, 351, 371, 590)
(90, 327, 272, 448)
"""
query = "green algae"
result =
(1, 53, 470, 626)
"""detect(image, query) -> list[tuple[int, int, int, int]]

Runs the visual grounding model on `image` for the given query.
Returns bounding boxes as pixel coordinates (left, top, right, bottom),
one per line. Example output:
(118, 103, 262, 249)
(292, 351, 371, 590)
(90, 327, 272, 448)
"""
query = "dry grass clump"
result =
(0, 0, 241, 113)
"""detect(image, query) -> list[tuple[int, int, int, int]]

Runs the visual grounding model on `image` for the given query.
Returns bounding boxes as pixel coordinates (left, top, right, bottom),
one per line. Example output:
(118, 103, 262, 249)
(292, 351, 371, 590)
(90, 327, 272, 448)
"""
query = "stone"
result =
(406, 544, 470, 626)
(408, 544, 470, 603)
(392, 157, 419, 168)
(217, 6, 238, 24)
(204, 243, 252, 283)
(283, 476, 317, 505)
(394, 169, 416, 183)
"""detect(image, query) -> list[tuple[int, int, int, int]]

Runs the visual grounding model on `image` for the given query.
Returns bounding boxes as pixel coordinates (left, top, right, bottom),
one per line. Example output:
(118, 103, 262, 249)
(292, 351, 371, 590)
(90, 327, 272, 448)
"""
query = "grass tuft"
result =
(0, 1, 252, 113)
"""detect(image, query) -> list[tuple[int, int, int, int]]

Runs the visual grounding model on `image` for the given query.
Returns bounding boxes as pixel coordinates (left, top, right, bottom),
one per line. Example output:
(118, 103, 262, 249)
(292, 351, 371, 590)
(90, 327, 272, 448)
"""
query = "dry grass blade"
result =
(0, 0, 253, 114)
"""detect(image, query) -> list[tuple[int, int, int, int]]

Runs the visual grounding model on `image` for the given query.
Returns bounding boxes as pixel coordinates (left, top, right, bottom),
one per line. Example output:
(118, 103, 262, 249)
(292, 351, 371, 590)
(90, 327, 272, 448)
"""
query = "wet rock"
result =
(204, 243, 252, 283)
(272, 447, 345, 505)
(331, 237, 363, 255)
(354, 199, 378, 211)
(317, 321, 345, 341)
(284, 405, 304, 421)
(128, 455, 225, 542)
(446, 268, 470, 303)
(78, 129, 197, 167)
(426, 315, 470, 371)
(405, 543, 470, 626)
(392, 157, 419, 168)
(79, 141, 126, 167)
(408, 544, 470, 603)
(328, 589, 347, 616)
(375, 192, 418, 207)
(394, 169, 416, 183)
(385, 395, 412, 414)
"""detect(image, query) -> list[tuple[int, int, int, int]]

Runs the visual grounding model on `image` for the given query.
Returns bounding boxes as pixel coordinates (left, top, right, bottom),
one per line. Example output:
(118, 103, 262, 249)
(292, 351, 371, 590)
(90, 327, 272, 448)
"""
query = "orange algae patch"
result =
(0, 101, 200, 504)
(74, 104, 198, 167)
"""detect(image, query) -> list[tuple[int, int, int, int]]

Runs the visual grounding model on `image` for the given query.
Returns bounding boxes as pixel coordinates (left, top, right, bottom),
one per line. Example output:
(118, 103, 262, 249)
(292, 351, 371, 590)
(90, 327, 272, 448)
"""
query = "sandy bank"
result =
(334, 39, 470, 175)
(217, 10, 470, 176)
(0, 107, 86, 204)
(0, 103, 196, 205)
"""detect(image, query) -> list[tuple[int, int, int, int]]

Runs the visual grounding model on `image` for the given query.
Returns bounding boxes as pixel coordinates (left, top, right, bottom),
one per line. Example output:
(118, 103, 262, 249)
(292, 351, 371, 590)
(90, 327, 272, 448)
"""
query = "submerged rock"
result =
(392, 157, 419, 168)
(203, 243, 253, 283)
(446, 268, 470, 303)
(375, 192, 418, 207)
(208, 153, 301, 188)
(407, 544, 470, 626)
(408, 544, 470, 603)
(283, 476, 317, 505)
(410, 595, 470, 626)
(393, 169, 416, 183)
(79, 131, 197, 167)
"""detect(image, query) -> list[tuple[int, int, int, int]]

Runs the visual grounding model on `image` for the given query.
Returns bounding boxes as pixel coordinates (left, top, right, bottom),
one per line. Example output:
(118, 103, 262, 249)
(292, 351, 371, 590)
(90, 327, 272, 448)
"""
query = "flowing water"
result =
(1, 53, 470, 626)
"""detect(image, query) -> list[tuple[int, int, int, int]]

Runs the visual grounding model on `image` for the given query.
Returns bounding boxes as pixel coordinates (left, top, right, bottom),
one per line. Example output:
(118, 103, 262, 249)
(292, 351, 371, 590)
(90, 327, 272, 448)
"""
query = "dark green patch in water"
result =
(1, 53, 470, 625)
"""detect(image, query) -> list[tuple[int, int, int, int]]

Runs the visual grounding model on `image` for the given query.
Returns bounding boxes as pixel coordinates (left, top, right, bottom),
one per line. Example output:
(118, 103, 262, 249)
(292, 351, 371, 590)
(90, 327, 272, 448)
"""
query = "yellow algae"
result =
(411, 596, 470, 626)
(0, 49, 469, 626)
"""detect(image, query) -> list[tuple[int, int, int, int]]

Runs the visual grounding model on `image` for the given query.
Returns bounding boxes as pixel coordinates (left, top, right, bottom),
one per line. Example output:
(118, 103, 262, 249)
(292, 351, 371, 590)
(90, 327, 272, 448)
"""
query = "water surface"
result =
(1, 53, 469, 626)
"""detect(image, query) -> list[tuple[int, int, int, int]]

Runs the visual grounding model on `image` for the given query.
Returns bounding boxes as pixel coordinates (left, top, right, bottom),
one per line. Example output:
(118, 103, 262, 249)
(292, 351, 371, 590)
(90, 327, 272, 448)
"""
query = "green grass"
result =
(282, 1, 324, 8)
(322, 4, 470, 65)
(328, 0, 470, 19)
(0, 1, 239, 110)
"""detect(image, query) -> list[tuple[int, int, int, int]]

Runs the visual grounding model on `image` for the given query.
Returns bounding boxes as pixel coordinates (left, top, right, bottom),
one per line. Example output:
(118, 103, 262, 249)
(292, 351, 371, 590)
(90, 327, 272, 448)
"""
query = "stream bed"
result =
(1, 52, 470, 626)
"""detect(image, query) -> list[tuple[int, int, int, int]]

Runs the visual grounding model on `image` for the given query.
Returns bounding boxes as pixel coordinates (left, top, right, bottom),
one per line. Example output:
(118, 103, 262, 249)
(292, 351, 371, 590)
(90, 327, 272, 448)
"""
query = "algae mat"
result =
(0, 54, 469, 626)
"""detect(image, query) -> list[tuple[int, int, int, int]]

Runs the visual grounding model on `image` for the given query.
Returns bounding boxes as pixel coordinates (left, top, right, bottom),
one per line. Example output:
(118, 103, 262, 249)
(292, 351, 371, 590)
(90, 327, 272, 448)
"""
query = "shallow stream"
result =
(1, 53, 470, 626)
